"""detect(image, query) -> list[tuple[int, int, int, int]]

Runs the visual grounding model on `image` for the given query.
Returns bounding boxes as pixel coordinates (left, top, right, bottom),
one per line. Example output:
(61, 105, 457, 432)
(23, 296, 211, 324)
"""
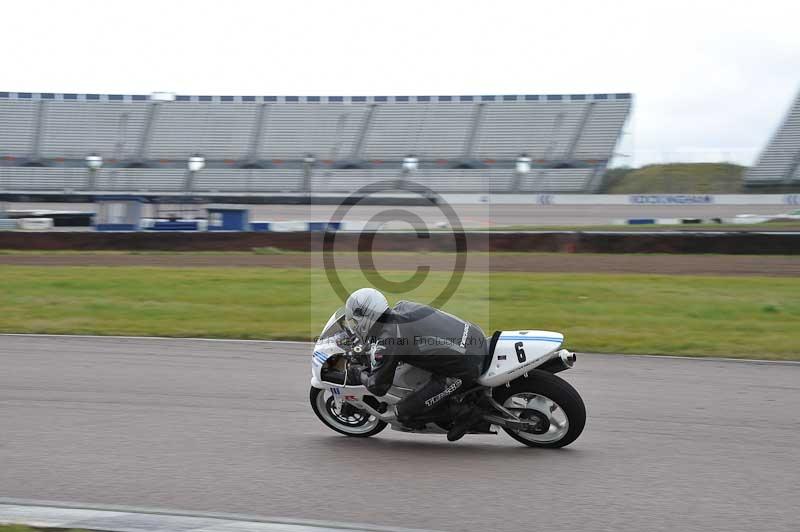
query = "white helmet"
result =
(345, 288, 389, 342)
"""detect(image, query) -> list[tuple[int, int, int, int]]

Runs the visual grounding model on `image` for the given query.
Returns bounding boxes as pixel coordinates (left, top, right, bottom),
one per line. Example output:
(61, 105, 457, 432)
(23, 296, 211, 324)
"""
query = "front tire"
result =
(491, 370, 586, 448)
(309, 387, 388, 437)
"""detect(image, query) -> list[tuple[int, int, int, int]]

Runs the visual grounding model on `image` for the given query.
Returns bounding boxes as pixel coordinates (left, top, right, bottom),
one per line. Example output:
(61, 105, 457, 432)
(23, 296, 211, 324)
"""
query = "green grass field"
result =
(1, 265, 797, 359)
(602, 163, 746, 193)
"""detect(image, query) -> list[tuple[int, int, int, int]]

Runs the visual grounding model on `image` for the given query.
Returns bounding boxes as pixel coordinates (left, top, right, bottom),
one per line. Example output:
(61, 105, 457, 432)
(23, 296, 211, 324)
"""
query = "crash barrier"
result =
(97, 219, 355, 232)
(5, 210, 94, 227)
(0, 230, 797, 254)
(0, 216, 64, 230)
(618, 217, 761, 225)
(17, 218, 54, 230)
(251, 221, 345, 232)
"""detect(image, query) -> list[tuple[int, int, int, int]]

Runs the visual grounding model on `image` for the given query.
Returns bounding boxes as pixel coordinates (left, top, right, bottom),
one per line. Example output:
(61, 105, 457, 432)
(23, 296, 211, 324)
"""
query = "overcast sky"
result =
(3, 0, 799, 166)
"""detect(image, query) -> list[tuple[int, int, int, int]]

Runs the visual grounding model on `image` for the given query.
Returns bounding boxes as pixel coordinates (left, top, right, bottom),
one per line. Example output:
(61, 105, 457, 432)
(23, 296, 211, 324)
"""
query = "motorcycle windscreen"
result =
(319, 307, 347, 341)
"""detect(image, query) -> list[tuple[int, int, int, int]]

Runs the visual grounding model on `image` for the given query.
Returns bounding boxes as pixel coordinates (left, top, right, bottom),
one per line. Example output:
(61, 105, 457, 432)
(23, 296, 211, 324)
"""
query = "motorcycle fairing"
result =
(476, 331, 564, 387)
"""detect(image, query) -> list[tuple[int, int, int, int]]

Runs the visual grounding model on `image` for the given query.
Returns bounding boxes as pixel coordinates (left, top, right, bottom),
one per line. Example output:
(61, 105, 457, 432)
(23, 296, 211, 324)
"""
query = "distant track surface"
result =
(1, 336, 798, 532)
(1, 253, 799, 276)
(7, 201, 795, 227)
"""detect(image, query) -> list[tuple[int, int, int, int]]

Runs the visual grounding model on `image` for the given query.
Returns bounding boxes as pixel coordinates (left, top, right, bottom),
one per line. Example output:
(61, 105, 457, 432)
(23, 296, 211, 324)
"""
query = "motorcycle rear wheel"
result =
(491, 370, 586, 448)
(309, 387, 388, 437)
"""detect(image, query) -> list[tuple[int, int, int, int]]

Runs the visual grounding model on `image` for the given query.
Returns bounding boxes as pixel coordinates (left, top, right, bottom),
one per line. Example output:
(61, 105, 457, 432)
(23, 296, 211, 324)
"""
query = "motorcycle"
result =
(309, 308, 586, 447)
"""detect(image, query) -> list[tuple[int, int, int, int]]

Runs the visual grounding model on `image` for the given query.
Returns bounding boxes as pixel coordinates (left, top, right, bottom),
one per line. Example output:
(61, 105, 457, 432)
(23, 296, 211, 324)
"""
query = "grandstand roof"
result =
(0, 92, 632, 103)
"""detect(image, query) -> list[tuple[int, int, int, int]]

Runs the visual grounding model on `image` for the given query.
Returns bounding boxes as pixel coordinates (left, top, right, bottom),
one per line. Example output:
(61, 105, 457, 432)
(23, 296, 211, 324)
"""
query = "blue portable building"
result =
(207, 205, 249, 231)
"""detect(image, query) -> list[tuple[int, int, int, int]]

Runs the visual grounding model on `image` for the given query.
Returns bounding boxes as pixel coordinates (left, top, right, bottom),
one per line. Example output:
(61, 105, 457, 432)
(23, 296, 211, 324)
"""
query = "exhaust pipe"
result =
(537, 349, 576, 374)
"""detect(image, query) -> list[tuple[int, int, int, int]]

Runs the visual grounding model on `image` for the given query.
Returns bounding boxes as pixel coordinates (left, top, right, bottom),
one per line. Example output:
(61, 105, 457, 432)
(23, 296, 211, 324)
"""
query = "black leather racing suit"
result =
(360, 301, 487, 421)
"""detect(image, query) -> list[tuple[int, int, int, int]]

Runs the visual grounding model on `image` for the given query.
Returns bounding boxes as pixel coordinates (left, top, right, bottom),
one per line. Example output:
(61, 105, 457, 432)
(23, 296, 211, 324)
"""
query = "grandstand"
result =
(0, 92, 631, 195)
(745, 89, 800, 187)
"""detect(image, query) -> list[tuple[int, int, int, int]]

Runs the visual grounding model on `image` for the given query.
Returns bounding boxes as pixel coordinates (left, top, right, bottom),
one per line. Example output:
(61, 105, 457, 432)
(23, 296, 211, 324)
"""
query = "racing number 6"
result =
(514, 342, 526, 363)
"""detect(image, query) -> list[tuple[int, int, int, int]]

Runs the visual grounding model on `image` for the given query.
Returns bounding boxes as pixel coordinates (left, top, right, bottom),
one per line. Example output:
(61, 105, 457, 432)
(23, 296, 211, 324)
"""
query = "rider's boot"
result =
(446, 396, 489, 442)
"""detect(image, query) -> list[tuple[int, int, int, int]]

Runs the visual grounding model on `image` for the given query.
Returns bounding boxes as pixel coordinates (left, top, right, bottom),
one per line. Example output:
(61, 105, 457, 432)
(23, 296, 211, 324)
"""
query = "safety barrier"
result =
(17, 218, 54, 230)
(0, 230, 797, 254)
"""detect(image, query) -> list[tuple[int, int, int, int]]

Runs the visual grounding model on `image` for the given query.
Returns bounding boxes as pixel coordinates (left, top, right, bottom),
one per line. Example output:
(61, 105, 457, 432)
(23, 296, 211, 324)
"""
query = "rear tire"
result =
(491, 370, 586, 448)
(309, 387, 388, 437)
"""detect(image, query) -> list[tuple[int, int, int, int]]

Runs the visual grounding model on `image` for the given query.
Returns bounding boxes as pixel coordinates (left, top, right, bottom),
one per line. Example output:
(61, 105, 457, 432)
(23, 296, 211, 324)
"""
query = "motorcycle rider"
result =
(344, 287, 488, 441)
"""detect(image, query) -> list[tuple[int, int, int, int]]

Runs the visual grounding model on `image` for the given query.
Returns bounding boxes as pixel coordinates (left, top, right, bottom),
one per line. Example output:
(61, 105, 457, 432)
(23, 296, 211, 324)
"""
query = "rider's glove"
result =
(359, 368, 371, 387)
(342, 363, 368, 386)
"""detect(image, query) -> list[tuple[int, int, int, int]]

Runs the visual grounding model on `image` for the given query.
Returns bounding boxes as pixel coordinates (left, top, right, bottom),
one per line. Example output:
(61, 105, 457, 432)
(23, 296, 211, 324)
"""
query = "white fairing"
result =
(310, 309, 372, 399)
(476, 330, 564, 387)
(310, 337, 344, 388)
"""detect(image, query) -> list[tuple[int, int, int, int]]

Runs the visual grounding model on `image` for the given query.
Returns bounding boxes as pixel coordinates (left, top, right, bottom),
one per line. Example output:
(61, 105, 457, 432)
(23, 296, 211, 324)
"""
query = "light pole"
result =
(512, 153, 531, 192)
(85, 153, 103, 191)
(402, 154, 419, 175)
(186, 154, 205, 194)
(303, 153, 315, 193)
(401, 154, 418, 189)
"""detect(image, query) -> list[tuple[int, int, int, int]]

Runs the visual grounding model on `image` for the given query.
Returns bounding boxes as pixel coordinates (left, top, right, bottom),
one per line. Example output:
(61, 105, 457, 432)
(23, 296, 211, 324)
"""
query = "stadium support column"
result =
(31, 100, 47, 162)
(248, 104, 268, 166)
(462, 102, 484, 162)
(137, 101, 160, 163)
(566, 101, 594, 162)
(351, 104, 377, 162)
(544, 111, 563, 162)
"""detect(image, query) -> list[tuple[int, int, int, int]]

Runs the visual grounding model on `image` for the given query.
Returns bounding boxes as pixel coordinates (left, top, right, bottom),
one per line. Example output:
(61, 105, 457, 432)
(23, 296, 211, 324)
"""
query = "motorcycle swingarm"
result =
(483, 414, 542, 432)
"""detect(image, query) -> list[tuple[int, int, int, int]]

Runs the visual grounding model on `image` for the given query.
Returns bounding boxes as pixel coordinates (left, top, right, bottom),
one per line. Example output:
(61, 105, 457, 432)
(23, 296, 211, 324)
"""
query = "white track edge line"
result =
(1, 333, 798, 365)
(0, 498, 436, 532)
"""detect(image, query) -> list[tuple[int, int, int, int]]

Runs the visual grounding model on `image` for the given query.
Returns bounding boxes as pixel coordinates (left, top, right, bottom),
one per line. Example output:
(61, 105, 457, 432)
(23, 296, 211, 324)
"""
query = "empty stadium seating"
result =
(149, 102, 257, 160)
(363, 103, 475, 160)
(518, 168, 597, 192)
(0, 166, 87, 191)
(0, 99, 37, 155)
(40, 100, 149, 160)
(475, 100, 585, 160)
(259, 104, 369, 161)
(0, 92, 632, 194)
(311, 168, 515, 193)
(0, 166, 595, 193)
(745, 90, 800, 185)
(194, 169, 304, 192)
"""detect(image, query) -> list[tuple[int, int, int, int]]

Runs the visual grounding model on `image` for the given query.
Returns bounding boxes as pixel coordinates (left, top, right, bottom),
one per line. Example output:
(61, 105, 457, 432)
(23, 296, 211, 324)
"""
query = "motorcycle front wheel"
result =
(309, 387, 388, 437)
(491, 369, 586, 448)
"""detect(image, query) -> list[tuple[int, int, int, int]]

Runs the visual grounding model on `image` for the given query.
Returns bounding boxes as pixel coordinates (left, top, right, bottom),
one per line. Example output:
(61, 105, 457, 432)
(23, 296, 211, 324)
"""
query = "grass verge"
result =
(0, 265, 797, 359)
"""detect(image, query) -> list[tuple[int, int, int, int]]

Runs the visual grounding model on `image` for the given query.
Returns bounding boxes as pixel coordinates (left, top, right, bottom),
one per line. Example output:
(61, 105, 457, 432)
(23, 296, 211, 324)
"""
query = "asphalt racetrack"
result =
(1, 335, 798, 532)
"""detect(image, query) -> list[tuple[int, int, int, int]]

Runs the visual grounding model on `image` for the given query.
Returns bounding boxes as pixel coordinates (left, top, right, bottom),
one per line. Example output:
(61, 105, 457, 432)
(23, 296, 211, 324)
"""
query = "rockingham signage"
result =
(629, 194, 714, 205)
